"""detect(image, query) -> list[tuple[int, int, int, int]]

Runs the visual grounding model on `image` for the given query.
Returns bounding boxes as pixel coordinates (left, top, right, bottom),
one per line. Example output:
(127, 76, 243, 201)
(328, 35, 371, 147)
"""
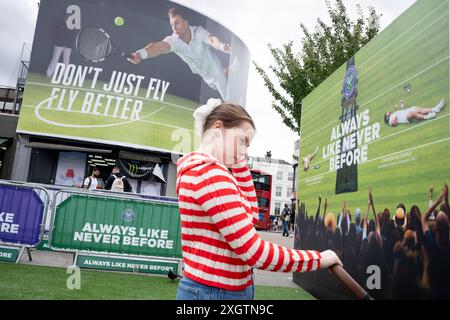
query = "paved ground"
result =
(19, 249, 75, 268)
(254, 230, 298, 288)
(18, 230, 301, 288)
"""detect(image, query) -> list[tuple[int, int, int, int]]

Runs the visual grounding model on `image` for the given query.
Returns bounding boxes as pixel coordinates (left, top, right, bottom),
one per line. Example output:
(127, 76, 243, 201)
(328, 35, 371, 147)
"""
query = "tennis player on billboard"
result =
(129, 7, 231, 100)
(46, 13, 76, 78)
(384, 97, 446, 126)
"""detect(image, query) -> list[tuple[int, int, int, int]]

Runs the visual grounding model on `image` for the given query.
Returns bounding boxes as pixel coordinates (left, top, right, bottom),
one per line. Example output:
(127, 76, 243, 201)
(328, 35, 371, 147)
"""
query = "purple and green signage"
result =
(0, 246, 22, 263)
(0, 185, 45, 246)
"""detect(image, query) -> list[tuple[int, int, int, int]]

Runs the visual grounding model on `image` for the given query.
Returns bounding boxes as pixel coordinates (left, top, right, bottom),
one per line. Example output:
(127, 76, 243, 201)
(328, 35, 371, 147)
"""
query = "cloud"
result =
(0, 0, 38, 87)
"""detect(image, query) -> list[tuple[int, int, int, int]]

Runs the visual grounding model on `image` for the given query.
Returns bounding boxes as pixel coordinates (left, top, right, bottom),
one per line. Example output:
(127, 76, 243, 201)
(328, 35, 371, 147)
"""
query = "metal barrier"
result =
(48, 187, 183, 274)
(0, 180, 50, 247)
(1, 179, 181, 272)
(0, 180, 51, 263)
(1, 180, 177, 234)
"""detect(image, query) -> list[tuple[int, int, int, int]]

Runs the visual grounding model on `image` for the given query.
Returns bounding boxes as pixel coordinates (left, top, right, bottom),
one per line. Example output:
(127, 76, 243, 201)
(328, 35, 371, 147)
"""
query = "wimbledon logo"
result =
(121, 208, 136, 223)
(342, 65, 358, 100)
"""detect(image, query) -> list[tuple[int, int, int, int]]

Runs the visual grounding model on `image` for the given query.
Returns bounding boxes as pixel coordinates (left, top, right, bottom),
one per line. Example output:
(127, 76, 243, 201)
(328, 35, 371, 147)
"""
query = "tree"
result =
(254, 0, 382, 133)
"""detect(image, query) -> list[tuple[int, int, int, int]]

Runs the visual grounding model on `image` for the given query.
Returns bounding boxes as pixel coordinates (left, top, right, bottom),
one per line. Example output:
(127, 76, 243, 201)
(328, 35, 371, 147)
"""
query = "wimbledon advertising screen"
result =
(298, 0, 449, 216)
(18, 0, 250, 153)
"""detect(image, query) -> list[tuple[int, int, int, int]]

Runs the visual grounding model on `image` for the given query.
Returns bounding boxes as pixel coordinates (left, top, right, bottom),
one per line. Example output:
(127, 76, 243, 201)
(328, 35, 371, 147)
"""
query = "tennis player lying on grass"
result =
(175, 98, 342, 300)
(384, 97, 445, 126)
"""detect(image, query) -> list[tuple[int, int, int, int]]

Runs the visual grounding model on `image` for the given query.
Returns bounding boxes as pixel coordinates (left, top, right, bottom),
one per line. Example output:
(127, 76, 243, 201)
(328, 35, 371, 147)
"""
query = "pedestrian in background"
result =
(82, 167, 100, 191)
(282, 204, 291, 237)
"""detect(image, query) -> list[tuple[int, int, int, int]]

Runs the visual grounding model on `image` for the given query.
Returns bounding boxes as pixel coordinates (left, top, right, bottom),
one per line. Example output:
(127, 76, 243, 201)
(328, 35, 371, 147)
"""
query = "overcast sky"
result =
(0, 0, 416, 162)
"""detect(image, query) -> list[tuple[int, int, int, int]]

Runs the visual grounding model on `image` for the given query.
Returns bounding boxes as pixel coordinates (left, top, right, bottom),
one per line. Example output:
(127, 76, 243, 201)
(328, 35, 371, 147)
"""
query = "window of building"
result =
(287, 187, 293, 198)
(257, 197, 269, 208)
(275, 185, 282, 197)
(277, 171, 283, 180)
(274, 202, 281, 215)
(288, 172, 294, 181)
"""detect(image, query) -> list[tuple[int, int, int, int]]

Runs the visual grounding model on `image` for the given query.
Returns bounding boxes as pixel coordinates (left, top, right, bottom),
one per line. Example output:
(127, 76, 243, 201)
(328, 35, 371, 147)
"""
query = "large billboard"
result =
(298, 0, 449, 214)
(18, 0, 250, 153)
(295, 0, 450, 299)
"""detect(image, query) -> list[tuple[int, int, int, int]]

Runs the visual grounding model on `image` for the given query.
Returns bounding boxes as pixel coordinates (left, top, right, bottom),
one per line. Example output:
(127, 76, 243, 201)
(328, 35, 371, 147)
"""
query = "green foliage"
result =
(254, 0, 381, 133)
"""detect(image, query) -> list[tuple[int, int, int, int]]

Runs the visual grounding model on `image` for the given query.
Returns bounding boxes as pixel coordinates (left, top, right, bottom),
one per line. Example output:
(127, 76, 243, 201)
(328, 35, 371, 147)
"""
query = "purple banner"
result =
(0, 185, 45, 245)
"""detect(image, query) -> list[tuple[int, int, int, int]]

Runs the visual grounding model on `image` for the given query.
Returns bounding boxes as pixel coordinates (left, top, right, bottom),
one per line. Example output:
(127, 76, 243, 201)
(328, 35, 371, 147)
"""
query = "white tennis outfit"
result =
(390, 107, 417, 125)
(46, 46, 71, 78)
(163, 26, 228, 99)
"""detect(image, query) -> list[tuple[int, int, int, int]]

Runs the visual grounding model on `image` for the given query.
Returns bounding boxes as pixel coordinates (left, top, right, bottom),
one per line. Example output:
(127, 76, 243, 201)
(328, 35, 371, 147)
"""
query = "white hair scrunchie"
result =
(193, 98, 222, 137)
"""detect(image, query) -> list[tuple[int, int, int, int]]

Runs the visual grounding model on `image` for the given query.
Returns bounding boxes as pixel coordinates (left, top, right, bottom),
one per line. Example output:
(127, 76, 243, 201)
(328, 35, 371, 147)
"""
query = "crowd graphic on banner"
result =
(295, 184, 450, 299)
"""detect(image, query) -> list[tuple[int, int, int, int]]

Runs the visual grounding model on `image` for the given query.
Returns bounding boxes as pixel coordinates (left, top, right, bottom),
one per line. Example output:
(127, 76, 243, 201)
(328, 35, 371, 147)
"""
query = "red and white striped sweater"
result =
(176, 152, 321, 291)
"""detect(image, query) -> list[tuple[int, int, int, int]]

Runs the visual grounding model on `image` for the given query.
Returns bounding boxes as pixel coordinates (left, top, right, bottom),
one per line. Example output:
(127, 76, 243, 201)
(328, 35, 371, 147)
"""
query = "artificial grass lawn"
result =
(0, 263, 314, 300)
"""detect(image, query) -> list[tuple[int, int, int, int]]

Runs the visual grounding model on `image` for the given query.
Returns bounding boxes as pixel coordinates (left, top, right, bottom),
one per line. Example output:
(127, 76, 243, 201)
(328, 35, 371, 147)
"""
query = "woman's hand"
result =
(319, 250, 343, 269)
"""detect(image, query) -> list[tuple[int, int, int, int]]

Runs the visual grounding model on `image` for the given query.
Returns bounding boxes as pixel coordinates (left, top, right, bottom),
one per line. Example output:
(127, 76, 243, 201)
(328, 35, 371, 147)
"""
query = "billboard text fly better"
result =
(18, 0, 250, 153)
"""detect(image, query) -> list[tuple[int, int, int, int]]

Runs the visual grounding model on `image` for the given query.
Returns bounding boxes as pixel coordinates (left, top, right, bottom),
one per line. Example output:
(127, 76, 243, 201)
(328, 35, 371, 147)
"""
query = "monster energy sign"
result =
(118, 158, 155, 178)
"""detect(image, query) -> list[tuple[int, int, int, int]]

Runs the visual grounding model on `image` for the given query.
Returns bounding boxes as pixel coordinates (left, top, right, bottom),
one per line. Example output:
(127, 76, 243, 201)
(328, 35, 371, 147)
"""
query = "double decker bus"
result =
(250, 169, 272, 230)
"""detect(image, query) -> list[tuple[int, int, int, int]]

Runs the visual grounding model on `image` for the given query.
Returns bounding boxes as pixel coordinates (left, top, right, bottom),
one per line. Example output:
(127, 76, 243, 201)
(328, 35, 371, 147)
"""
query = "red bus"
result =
(250, 169, 272, 230)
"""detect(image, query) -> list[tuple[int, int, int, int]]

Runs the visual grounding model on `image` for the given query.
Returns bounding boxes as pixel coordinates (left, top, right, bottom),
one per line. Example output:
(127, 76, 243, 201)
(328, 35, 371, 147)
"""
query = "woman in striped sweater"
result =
(175, 99, 342, 300)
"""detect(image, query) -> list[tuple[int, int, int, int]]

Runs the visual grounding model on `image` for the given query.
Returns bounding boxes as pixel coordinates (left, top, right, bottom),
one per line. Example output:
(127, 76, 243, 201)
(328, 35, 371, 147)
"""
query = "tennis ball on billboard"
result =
(114, 16, 124, 26)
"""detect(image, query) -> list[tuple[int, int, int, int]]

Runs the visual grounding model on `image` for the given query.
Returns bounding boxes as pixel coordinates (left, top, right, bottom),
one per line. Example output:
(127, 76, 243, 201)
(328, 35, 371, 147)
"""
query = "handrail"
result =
(0, 179, 178, 203)
(329, 264, 373, 300)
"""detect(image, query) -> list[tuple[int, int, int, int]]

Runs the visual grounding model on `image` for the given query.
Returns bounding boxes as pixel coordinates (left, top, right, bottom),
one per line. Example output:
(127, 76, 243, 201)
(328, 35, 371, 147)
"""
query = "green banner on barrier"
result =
(0, 246, 20, 263)
(76, 254, 179, 275)
(36, 239, 52, 251)
(51, 195, 182, 258)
